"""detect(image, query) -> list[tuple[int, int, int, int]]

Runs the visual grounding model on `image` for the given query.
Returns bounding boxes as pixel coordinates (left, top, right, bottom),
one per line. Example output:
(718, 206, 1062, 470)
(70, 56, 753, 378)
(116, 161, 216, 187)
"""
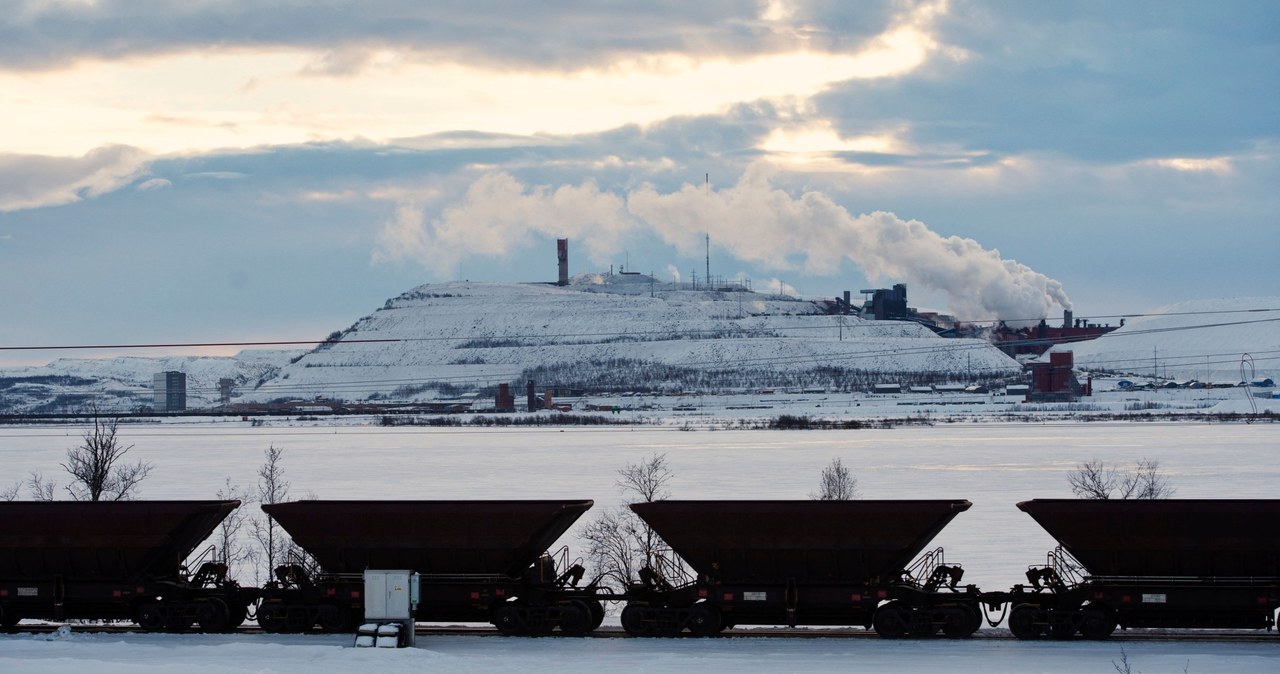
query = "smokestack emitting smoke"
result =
(377, 164, 1072, 321)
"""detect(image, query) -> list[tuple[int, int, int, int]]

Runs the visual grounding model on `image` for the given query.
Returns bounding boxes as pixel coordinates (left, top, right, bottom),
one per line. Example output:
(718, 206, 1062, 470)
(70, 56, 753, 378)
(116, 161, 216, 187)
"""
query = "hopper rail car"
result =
(2, 499, 1278, 641)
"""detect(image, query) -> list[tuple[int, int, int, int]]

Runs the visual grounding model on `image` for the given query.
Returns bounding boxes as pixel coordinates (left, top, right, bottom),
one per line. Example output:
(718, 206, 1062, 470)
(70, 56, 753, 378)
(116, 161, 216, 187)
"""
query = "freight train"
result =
(2, 498, 1278, 640)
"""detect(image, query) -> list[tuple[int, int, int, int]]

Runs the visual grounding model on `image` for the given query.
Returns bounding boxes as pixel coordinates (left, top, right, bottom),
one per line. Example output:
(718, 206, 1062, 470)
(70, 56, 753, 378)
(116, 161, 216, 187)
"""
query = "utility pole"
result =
(705, 232, 710, 289)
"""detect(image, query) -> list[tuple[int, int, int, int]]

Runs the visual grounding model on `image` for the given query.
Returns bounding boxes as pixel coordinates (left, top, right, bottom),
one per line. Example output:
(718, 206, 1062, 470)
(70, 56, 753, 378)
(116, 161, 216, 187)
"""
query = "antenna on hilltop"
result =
(705, 173, 711, 287)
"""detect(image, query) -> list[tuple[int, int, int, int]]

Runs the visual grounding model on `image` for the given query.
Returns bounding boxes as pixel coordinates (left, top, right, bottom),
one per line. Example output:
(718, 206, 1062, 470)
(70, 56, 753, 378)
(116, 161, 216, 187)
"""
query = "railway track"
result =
(8, 623, 1277, 643)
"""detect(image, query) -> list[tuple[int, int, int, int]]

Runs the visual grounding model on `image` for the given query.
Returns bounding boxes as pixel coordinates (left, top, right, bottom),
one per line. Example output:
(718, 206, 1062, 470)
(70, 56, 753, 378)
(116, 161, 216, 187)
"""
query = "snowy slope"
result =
(245, 276, 1020, 402)
(1044, 297, 1280, 383)
(0, 350, 300, 414)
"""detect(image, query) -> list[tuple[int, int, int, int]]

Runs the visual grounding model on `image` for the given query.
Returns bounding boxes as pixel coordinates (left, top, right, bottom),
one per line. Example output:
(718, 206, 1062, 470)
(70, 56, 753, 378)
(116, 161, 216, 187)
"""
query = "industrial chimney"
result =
(1063, 309, 1073, 329)
(557, 239, 569, 286)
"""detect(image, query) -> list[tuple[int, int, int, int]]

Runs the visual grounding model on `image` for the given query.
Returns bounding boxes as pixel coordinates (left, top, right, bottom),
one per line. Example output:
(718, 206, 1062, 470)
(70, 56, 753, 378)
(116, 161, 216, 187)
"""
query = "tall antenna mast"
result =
(705, 173, 711, 286)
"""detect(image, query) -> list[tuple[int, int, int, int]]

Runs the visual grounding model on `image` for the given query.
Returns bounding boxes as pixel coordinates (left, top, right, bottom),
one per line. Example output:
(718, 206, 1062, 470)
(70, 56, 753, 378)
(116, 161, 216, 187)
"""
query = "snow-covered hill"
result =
(242, 275, 1020, 403)
(0, 350, 300, 414)
(1044, 297, 1280, 383)
(8, 278, 1272, 416)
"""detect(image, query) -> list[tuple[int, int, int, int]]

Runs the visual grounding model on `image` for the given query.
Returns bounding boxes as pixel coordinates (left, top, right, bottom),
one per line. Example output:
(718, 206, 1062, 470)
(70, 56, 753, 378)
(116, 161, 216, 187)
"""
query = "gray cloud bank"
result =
(2, 1, 893, 72)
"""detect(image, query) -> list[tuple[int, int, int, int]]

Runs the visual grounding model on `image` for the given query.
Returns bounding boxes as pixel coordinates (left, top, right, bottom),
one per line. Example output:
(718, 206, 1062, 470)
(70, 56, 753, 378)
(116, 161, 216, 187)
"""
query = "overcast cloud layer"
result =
(1, 0, 1277, 365)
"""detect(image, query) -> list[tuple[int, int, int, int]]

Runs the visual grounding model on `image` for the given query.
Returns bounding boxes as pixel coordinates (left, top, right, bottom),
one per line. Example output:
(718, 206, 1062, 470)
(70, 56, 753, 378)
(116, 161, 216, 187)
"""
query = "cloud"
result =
(0, 145, 150, 212)
(814, 2, 1280, 163)
(135, 177, 171, 191)
(376, 163, 1073, 320)
(0, 3, 946, 157)
(373, 173, 636, 274)
(0, 2, 897, 73)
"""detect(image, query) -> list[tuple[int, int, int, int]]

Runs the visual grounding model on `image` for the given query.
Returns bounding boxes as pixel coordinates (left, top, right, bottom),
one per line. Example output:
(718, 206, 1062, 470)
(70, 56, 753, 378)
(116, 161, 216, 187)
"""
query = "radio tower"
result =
(705, 173, 711, 285)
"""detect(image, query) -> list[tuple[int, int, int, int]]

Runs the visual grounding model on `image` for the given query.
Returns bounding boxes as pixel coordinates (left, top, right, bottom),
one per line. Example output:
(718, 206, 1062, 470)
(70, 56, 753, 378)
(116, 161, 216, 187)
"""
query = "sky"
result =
(1, 0, 1277, 367)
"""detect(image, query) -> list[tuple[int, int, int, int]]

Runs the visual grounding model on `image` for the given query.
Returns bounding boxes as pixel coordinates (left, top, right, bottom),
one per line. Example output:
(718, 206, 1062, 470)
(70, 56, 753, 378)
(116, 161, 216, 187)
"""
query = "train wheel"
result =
(136, 603, 166, 632)
(1079, 606, 1117, 640)
(257, 605, 286, 633)
(225, 602, 248, 630)
(493, 604, 524, 636)
(942, 605, 978, 639)
(585, 600, 606, 631)
(872, 603, 911, 639)
(318, 605, 353, 633)
(558, 601, 591, 637)
(687, 605, 722, 637)
(1008, 604, 1044, 640)
(196, 598, 231, 633)
(620, 604, 653, 637)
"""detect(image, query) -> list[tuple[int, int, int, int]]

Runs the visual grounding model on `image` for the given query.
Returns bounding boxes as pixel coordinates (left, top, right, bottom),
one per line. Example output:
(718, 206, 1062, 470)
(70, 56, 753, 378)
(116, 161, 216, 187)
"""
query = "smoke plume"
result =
(377, 164, 1072, 320)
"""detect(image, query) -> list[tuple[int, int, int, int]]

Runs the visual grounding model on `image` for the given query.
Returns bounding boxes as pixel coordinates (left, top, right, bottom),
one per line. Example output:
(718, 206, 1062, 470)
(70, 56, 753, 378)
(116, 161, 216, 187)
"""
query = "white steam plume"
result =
(377, 164, 1071, 320)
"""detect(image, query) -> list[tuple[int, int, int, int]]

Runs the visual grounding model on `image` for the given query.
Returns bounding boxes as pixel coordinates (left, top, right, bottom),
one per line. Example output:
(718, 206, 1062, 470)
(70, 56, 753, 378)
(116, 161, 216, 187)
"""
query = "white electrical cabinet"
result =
(363, 570, 419, 619)
(361, 570, 420, 647)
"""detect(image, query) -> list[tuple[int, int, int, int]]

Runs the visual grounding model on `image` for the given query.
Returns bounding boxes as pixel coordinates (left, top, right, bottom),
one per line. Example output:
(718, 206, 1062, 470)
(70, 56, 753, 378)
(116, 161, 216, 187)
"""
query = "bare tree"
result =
(616, 452, 673, 503)
(27, 472, 57, 501)
(810, 457, 858, 500)
(579, 509, 646, 588)
(1069, 458, 1175, 499)
(215, 477, 257, 579)
(61, 413, 152, 501)
(1, 481, 21, 501)
(250, 445, 291, 578)
(581, 453, 674, 589)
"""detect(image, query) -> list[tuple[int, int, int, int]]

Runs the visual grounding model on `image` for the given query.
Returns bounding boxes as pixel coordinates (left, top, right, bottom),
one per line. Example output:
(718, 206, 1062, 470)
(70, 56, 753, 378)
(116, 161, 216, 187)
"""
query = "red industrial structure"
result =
(991, 311, 1120, 357)
(1026, 351, 1090, 402)
(496, 383, 515, 412)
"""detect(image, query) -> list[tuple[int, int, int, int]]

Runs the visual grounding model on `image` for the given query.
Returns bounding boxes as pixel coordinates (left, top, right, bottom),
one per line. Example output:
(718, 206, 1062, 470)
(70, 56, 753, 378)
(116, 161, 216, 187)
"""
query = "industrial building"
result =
(153, 371, 187, 412)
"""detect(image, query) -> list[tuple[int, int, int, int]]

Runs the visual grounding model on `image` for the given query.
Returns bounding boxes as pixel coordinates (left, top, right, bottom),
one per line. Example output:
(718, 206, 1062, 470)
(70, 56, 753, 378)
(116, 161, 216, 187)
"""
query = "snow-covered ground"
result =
(5, 630, 1277, 674)
(3, 420, 1279, 671)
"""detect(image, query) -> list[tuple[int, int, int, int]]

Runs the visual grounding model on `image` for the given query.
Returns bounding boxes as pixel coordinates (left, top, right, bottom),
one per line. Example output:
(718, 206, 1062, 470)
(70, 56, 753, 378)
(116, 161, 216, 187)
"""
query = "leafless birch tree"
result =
(581, 453, 674, 589)
(250, 445, 291, 578)
(810, 457, 858, 500)
(1068, 458, 1175, 499)
(61, 412, 152, 501)
(215, 477, 257, 578)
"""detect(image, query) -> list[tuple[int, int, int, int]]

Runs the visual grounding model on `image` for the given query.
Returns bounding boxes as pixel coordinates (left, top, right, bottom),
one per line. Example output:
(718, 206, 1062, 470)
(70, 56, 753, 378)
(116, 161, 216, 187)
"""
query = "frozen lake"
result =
(2, 420, 1278, 671)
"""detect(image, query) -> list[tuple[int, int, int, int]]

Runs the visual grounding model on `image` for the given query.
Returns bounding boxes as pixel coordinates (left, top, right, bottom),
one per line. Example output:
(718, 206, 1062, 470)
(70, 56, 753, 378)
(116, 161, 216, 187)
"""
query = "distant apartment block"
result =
(153, 371, 187, 412)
